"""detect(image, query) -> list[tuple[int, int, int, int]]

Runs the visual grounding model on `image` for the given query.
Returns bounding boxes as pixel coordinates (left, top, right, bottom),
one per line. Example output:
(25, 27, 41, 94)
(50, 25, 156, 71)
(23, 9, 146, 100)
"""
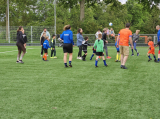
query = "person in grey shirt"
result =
(131, 30, 140, 56)
(40, 28, 51, 40)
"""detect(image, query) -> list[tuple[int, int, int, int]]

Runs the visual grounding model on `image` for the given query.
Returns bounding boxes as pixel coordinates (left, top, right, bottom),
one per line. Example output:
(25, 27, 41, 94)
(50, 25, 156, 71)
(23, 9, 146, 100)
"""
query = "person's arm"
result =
(116, 34, 120, 48)
(77, 33, 82, 42)
(129, 35, 133, 49)
(70, 32, 74, 45)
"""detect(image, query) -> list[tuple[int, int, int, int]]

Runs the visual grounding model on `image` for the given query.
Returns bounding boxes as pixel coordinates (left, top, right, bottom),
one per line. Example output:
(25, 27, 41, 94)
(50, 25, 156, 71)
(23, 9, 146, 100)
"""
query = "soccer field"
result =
(0, 46, 160, 119)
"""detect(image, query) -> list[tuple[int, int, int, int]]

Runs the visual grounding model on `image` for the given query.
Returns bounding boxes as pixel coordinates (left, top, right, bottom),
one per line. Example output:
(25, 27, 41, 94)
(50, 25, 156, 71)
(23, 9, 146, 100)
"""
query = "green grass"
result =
(0, 46, 160, 119)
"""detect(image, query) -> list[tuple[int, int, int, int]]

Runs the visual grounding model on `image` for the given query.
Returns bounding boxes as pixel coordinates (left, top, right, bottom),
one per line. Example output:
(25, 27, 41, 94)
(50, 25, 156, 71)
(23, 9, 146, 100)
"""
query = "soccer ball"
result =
(109, 22, 113, 26)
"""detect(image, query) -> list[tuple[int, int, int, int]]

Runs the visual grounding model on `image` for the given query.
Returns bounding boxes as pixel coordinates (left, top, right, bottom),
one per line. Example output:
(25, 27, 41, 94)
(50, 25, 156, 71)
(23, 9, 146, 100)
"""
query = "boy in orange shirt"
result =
(147, 37, 159, 62)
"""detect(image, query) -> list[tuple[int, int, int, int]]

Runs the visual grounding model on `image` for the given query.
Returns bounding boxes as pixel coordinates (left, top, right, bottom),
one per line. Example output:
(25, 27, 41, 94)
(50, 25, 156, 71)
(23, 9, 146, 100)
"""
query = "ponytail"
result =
(17, 26, 23, 32)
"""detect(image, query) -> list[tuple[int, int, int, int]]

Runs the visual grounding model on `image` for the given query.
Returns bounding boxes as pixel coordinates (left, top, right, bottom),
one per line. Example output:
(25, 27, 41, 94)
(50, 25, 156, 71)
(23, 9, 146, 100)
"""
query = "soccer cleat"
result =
(82, 59, 86, 61)
(19, 60, 24, 64)
(41, 55, 42, 57)
(131, 54, 134, 56)
(106, 56, 111, 59)
(118, 60, 121, 62)
(120, 65, 123, 68)
(115, 60, 118, 62)
(42, 58, 44, 61)
(16, 61, 19, 63)
(50, 57, 54, 58)
(79, 57, 82, 60)
(65, 65, 69, 68)
(77, 57, 79, 59)
(69, 64, 72, 67)
(95, 66, 98, 68)
(90, 58, 92, 60)
(154, 59, 159, 63)
(105, 64, 108, 67)
(148, 58, 152, 62)
(99, 56, 101, 58)
(122, 65, 127, 69)
(137, 53, 139, 56)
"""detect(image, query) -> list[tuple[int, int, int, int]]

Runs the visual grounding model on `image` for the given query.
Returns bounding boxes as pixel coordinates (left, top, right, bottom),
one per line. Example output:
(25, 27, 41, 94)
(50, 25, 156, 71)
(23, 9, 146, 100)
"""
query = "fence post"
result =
(31, 26, 33, 43)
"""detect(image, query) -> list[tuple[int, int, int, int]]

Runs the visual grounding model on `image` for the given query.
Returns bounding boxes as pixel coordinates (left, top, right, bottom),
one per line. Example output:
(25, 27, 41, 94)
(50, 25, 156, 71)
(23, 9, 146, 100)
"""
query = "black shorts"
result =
(83, 51, 87, 54)
(63, 43, 73, 53)
(96, 52, 104, 56)
(16, 42, 26, 52)
(44, 48, 47, 53)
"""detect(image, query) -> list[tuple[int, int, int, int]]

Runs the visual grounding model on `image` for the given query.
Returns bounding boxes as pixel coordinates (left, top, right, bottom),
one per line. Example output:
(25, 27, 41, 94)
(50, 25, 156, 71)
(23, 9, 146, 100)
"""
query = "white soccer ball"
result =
(109, 22, 113, 26)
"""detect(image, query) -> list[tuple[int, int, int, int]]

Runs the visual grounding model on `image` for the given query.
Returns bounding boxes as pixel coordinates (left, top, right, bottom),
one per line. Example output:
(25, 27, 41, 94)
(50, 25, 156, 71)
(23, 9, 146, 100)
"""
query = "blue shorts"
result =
(116, 47, 119, 52)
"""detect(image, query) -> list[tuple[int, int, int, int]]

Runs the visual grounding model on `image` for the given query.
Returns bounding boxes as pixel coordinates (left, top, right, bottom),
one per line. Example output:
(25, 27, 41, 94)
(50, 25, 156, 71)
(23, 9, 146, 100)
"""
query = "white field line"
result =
(0, 48, 34, 53)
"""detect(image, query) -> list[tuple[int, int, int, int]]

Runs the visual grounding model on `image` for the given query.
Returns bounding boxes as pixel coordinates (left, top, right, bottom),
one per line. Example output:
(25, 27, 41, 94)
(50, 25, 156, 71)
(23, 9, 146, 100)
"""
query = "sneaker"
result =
(82, 59, 86, 61)
(19, 60, 24, 64)
(137, 53, 139, 56)
(115, 60, 118, 62)
(95, 66, 98, 68)
(154, 59, 159, 63)
(79, 57, 82, 60)
(41, 55, 42, 57)
(90, 58, 92, 60)
(148, 58, 152, 62)
(106, 56, 111, 59)
(53, 56, 57, 59)
(122, 65, 127, 69)
(65, 65, 68, 68)
(105, 64, 108, 67)
(16, 61, 19, 63)
(77, 57, 80, 59)
(69, 64, 72, 67)
(131, 54, 134, 56)
(50, 57, 54, 58)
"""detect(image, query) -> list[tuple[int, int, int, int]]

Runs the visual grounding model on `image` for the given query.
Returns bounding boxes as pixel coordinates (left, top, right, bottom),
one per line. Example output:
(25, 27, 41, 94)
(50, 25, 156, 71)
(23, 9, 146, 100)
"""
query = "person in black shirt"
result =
(40, 32, 46, 56)
(16, 26, 26, 63)
(82, 36, 91, 61)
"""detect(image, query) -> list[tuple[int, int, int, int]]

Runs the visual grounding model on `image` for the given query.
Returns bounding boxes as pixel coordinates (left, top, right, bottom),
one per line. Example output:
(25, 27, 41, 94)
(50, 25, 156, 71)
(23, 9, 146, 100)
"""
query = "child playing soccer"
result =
(42, 36, 51, 61)
(147, 37, 159, 62)
(82, 36, 91, 61)
(94, 34, 108, 67)
(90, 47, 96, 60)
(115, 41, 121, 62)
(50, 34, 57, 58)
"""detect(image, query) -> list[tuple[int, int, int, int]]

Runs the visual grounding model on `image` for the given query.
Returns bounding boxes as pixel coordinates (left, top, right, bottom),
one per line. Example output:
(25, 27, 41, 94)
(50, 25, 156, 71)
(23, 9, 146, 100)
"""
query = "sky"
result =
(118, 0, 127, 4)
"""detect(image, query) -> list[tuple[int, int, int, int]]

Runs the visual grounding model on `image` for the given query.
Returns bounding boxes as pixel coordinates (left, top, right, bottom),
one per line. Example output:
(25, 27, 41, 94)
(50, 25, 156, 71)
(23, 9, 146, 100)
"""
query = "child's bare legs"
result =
(64, 53, 68, 63)
(96, 56, 99, 60)
(102, 56, 105, 60)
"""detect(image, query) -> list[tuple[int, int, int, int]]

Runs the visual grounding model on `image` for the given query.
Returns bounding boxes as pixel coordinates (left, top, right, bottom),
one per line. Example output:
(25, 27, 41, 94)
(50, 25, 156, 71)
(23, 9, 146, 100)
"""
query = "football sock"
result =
(95, 60, 98, 66)
(54, 50, 56, 56)
(44, 53, 47, 60)
(90, 54, 94, 59)
(148, 55, 151, 59)
(64, 63, 67, 66)
(154, 55, 156, 60)
(51, 50, 53, 57)
(103, 60, 107, 66)
(84, 55, 86, 59)
(132, 49, 133, 54)
(158, 58, 160, 61)
(116, 54, 118, 60)
(69, 61, 71, 64)
(119, 54, 121, 60)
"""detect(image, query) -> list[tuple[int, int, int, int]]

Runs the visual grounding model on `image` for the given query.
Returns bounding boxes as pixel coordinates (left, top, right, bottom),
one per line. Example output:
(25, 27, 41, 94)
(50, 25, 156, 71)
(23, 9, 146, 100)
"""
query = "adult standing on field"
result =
(40, 28, 51, 40)
(116, 23, 133, 69)
(16, 26, 26, 64)
(60, 25, 74, 68)
(131, 30, 140, 56)
(102, 28, 111, 59)
(77, 28, 84, 60)
(156, 25, 160, 61)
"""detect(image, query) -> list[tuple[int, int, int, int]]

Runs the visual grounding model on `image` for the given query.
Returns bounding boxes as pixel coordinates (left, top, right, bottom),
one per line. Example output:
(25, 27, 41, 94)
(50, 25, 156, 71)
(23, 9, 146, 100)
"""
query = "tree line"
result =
(0, 0, 160, 35)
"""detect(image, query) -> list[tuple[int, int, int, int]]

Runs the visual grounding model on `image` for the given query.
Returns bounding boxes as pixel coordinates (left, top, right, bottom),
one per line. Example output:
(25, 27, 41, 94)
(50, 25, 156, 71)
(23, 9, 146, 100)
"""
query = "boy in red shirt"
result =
(147, 37, 159, 62)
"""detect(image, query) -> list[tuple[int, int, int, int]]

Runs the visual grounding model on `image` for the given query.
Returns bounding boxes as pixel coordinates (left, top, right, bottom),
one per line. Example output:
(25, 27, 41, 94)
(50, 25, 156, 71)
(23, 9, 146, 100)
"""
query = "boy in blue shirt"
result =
(115, 41, 121, 62)
(43, 36, 51, 61)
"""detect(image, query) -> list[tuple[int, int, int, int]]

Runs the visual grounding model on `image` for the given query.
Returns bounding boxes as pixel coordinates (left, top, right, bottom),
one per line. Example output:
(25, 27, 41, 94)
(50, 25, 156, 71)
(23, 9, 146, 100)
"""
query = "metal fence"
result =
(0, 26, 158, 46)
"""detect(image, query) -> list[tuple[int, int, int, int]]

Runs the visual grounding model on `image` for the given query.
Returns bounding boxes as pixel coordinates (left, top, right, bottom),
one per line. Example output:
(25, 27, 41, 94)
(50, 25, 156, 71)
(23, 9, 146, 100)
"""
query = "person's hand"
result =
(116, 44, 119, 48)
(135, 41, 136, 43)
(73, 45, 75, 47)
(131, 45, 133, 49)
(106, 41, 108, 44)
(41, 45, 42, 47)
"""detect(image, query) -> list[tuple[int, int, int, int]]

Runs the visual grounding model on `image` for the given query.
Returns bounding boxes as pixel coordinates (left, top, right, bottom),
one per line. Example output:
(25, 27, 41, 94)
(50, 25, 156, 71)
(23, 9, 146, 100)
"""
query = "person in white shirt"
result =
(95, 29, 102, 39)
